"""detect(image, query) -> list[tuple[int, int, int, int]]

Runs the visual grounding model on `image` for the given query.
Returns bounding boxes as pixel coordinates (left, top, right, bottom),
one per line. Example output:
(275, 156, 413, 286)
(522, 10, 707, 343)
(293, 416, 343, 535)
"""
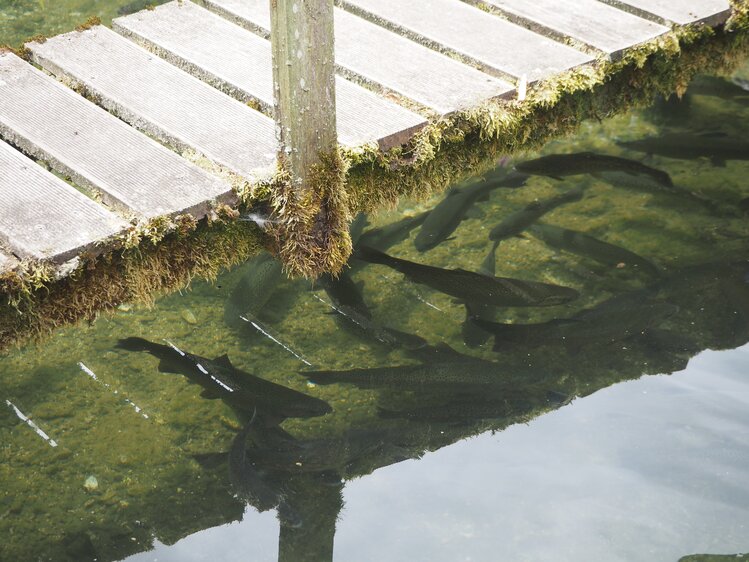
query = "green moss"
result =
(2, 5, 749, 350)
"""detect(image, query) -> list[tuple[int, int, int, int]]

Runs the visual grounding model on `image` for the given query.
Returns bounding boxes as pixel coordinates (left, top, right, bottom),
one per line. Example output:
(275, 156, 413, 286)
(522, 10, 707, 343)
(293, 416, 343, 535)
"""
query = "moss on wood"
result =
(2, 3, 749, 351)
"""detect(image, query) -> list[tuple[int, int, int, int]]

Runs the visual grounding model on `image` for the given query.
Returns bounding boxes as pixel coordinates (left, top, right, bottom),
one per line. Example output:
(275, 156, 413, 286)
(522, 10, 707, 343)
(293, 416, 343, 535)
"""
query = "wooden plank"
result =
(0, 52, 234, 221)
(598, 0, 731, 26)
(27, 26, 276, 182)
(337, 0, 592, 83)
(270, 0, 338, 192)
(476, 0, 668, 57)
(168, 0, 514, 114)
(0, 139, 127, 263)
(114, 2, 426, 147)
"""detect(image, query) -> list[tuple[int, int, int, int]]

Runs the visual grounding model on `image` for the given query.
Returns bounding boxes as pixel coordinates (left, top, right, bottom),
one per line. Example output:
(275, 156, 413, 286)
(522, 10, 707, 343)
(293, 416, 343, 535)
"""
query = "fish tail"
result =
(304, 371, 350, 385)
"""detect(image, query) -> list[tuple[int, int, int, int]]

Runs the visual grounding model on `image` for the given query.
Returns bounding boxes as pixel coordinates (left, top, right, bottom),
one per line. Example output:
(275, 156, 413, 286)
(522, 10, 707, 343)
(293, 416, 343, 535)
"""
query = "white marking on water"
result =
(240, 316, 312, 366)
(78, 362, 149, 419)
(5, 400, 58, 447)
(163, 340, 185, 356)
(196, 363, 209, 375)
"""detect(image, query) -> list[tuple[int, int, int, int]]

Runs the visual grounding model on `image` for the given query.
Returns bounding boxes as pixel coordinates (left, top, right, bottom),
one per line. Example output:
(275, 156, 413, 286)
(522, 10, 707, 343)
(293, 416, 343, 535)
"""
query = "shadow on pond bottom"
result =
(2, 62, 749, 561)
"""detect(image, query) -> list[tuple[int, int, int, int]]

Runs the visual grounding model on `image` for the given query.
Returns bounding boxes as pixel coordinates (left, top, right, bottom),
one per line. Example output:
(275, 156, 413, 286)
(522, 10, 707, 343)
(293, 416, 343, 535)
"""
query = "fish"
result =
(617, 131, 749, 166)
(413, 171, 529, 252)
(356, 211, 429, 252)
(515, 152, 673, 187)
(687, 75, 749, 103)
(733, 76, 749, 92)
(528, 223, 660, 276)
(305, 358, 517, 391)
(488, 188, 584, 242)
(470, 295, 679, 350)
(116, 337, 331, 420)
(593, 170, 726, 215)
(318, 270, 370, 320)
(224, 252, 283, 329)
(349, 212, 369, 246)
(354, 245, 579, 307)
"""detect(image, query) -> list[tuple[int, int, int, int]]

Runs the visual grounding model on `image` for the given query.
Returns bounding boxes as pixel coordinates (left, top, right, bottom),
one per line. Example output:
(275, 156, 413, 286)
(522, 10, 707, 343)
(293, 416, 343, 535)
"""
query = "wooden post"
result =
(270, 0, 338, 196)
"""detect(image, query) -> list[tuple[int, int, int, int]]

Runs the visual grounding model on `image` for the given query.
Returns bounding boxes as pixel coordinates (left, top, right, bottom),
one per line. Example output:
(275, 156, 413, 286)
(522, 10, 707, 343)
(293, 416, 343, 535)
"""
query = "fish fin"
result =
(213, 354, 235, 370)
(116, 336, 157, 353)
(192, 452, 228, 469)
(156, 357, 182, 375)
(710, 156, 726, 167)
(200, 388, 222, 399)
(513, 233, 528, 239)
(550, 175, 564, 181)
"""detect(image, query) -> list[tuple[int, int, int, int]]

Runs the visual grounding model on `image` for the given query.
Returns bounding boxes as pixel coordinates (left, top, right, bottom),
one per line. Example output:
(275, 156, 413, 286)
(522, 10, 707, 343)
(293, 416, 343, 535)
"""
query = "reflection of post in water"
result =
(277, 474, 343, 562)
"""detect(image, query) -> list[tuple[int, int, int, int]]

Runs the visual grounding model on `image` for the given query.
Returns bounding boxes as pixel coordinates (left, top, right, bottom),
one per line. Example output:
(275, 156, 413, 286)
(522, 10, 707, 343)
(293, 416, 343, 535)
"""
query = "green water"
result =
(2, 4, 749, 561)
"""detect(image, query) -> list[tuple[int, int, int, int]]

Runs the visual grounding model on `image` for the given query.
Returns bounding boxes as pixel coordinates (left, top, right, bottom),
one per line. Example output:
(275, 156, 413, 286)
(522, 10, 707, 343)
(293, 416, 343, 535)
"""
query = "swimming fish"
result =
(116, 337, 331, 420)
(488, 188, 584, 242)
(471, 295, 679, 350)
(354, 245, 579, 307)
(516, 152, 673, 187)
(356, 211, 429, 252)
(528, 223, 660, 276)
(618, 131, 749, 166)
(414, 171, 529, 252)
(224, 252, 283, 329)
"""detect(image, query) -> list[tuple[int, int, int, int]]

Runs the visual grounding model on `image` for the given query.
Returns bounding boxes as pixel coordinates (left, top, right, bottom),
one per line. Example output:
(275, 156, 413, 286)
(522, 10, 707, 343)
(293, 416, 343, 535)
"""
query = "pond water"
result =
(3, 4, 749, 562)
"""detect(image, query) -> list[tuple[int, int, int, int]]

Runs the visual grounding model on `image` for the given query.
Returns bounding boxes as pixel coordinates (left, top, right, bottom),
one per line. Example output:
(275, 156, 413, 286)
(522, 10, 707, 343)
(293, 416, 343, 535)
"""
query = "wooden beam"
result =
(270, 0, 337, 195)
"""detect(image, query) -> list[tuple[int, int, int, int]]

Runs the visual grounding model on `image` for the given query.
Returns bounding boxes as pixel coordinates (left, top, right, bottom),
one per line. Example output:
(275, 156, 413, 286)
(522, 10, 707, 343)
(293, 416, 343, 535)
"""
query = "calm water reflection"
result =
(2, 6, 749, 560)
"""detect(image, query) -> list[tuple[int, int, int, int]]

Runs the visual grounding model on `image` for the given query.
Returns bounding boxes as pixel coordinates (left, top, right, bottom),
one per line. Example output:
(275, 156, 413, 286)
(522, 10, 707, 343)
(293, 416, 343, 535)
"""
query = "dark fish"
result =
(116, 337, 331, 420)
(687, 75, 749, 102)
(617, 131, 749, 166)
(318, 270, 370, 319)
(528, 223, 660, 276)
(224, 252, 283, 329)
(516, 152, 673, 187)
(349, 212, 369, 246)
(354, 245, 579, 307)
(471, 296, 679, 349)
(356, 211, 429, 252)
(305, 359, 512, 391)
(414, 171, 528, 252)
(594, 170, 725, 215)
(488, 188, 584, 242)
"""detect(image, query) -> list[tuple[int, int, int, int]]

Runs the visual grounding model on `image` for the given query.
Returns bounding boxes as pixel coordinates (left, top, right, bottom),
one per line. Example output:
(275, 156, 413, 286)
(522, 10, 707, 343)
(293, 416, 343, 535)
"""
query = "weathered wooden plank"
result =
(477, 0, 668, 57)
(598, 0, 731, 26)
(338, 0, 592, 82)
(114, 1, 426, 147)
(270, 0, 337, 193)
(180, 0, 514, 113)
(0, 249, 19, 274)
(27, 26, 276, 182)
(0, 139, 127, 263)
(0, 52, 234, 221)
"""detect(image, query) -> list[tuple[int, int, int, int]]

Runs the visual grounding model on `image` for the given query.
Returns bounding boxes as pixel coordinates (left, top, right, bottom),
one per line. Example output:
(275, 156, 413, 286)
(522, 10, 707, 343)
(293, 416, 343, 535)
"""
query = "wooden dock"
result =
(0, 0, 736, 278)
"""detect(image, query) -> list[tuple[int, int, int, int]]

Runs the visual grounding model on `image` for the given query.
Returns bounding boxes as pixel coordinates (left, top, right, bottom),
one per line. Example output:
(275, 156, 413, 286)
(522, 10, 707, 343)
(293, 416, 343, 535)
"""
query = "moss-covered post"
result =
(269, 0, 350, 278)
(270, 0, 337, 193)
